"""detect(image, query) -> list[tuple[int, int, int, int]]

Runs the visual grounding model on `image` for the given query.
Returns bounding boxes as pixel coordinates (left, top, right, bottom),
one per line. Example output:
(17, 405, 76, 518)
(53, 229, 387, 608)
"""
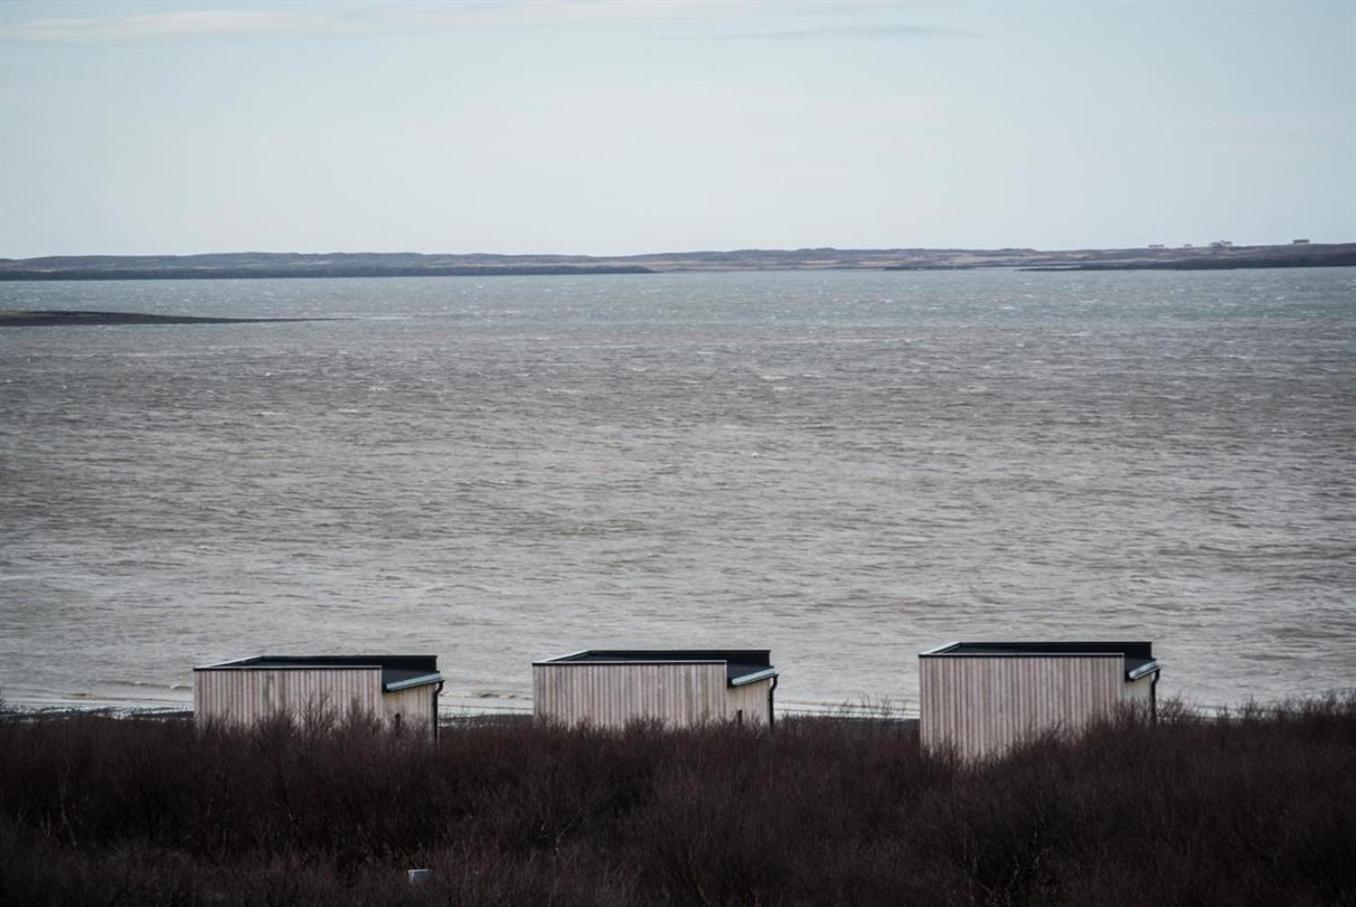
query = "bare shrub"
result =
(1, 697, 1353, 904)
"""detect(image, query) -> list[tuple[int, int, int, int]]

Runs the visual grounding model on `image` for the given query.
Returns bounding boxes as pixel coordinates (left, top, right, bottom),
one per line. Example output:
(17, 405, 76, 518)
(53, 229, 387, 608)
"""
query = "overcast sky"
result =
(1, 0, 1352, 258)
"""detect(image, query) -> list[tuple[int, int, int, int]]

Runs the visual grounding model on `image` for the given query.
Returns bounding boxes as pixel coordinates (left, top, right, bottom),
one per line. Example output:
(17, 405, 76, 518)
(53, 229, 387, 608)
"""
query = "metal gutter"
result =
(729, 667, 779, 687)
(1127, 661, 1162, 681)
(384, 673, 444, 692)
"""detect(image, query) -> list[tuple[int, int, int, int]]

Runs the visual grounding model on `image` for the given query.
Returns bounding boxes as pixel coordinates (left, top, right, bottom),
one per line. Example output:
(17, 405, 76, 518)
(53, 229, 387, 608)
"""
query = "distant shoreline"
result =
(1022, 252, 1356, 272)
(0, 310, 340, 327)
(1, 243, 1352, 281)
(0, 264, 653, 282)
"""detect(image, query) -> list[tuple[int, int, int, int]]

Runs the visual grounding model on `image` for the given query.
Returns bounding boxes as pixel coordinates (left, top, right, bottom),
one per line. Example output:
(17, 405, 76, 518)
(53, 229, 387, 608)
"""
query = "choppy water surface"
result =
(2, 269, 1353, 714)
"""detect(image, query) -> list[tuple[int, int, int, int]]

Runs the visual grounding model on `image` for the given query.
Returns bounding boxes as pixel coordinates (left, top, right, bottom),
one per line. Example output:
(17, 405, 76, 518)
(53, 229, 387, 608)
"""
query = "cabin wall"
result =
(381, 684, 439, 737)
(534, 662, 741, 728)
(920, 655, 1125, 761)
(727, 678, 774, 727)
(195, 668, 384, 729)
(1121, 672, 1157, 717)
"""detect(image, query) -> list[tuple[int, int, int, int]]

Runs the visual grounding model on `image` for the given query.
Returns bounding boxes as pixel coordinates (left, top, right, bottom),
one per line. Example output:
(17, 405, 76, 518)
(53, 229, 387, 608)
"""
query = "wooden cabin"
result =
(533, 650, 778, 729)
(194, 655, 443, 737)
(919, 641, 1160, 760)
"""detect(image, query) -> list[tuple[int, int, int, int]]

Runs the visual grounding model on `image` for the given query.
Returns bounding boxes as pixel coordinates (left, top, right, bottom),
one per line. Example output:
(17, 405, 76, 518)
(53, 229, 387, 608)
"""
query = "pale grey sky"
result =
(1, 0, 1352, 257)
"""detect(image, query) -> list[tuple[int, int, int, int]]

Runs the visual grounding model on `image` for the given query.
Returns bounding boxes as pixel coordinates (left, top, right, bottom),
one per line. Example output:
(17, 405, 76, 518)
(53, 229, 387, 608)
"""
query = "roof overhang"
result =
(921, 641, 1160, 683)
(534, 649, 777, 688)
(384, 673, 444, 692)
(194, 655, 443, 694)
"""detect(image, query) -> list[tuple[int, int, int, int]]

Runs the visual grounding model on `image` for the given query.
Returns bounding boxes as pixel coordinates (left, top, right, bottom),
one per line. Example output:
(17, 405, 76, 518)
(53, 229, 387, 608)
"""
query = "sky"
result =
(0, 0, 1352, 258)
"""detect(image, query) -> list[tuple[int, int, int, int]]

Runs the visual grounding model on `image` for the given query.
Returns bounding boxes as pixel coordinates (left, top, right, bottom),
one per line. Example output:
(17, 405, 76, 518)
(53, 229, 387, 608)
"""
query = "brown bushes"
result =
(1, 699, 1353, 904)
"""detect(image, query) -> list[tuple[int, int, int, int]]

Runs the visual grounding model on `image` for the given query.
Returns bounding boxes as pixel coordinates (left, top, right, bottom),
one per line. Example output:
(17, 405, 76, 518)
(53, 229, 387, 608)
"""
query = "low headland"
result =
(1, 241, 1352, 281)
(0, 310, 341, 327)
(2, 696, 1352, 904)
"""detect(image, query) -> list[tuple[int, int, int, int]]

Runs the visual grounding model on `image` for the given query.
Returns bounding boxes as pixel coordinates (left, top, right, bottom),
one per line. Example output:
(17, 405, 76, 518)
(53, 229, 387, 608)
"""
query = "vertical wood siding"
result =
(1122, 673, 1156, 713)
(728, 680, 774, 727)
(533, 663, 771, 728)
(381, 685, 439, 738)
(195, 669, 385, 729)
(920, 656, 1125, 760)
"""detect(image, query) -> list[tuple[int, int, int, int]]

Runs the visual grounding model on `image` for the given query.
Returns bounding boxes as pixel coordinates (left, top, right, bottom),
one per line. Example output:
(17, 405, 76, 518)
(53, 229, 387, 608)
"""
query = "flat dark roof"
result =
(921, 642, 1159, 681)
(535, 650, 776, 686)
(195, 655, 442, 692)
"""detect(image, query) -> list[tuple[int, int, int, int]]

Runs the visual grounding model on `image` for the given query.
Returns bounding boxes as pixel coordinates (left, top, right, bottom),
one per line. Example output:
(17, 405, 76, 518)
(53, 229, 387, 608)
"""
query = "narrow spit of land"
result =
(1, 242, 1352, 281)
(0, 310, 342, 327)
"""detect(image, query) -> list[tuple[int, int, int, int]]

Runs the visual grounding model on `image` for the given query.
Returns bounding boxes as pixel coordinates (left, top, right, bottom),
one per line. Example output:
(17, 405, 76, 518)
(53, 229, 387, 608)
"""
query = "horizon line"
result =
(5, 239, 1352, 262)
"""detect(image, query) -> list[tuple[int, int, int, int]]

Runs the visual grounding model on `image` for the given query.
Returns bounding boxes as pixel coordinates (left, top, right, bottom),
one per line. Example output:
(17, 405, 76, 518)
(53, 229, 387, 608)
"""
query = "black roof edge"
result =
(921, 642, 1158, 681)
(921, 641, 1153, 659)
(195, 654, 439, 672)
(533, 649, 772, 667)
(533, 649, 776, 687)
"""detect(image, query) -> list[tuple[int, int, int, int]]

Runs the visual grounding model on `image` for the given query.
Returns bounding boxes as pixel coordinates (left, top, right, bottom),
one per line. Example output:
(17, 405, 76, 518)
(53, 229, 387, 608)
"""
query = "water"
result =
(2, 269, 1353, 714)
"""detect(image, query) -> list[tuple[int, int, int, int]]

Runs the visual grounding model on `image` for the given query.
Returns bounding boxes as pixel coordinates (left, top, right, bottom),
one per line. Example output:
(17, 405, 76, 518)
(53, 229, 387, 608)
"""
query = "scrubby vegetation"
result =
(2, 699, 1353, 905)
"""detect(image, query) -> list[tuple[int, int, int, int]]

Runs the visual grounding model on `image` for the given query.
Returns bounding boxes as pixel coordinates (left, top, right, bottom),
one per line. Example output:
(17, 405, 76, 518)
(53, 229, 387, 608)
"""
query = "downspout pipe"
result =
(433, 680, 445, 742)
(768, 674, 778, 732)
(1149, 671, 1159, 726)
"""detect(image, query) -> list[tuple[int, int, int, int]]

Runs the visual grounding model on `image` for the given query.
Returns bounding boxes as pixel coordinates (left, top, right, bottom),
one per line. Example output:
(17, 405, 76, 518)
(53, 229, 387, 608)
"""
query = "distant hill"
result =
(0, 243, 1352, 280)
